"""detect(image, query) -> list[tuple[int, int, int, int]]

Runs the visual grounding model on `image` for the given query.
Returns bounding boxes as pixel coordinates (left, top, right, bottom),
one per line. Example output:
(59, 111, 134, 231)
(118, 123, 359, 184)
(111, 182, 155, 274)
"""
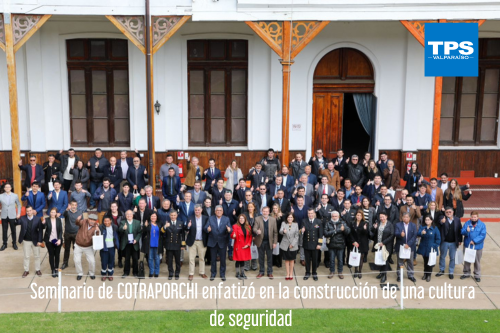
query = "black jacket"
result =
(254, 193, 273, 211)
(16, 215, 43, 244)
(443, 191, 471, 218)
(163, 220, 185, 250)
(273, 198, 291, 215)
(438, 216, 463, 246)
(42, 217, 64, 244)
(55, 152, 80, 178)
(347, 163, 365, 187)
(371, 221, 394, 254)
(324, 219, 351, 249)
(184, 214, 209, 247)
(134, 208, 153, 225)
(301, 218, 324, 250)
(376, 204, 399, 225)
(308, 157, 329, 177)
(88, 156, 109, 183)
(333, 157, 348, 179)
(316, 204, 335, 226)
(141, 221, 165, 254)
(349, 220, 370, 253)
(43, 162, 62, 184)
(104, 165, 123, 189)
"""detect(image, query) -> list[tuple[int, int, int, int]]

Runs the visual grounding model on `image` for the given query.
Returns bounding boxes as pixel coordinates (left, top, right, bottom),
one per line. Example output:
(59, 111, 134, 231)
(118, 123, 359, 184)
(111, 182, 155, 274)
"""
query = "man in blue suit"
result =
(221, 191, 239, 260)
(47, 180, 68, 217)
(21, 182, 46, 217)
(18, 156, 44, 189)
(280, 166, 295, 196)
(204, 206, 232, 281)
(395, 212, 417, 282)
(126, 157, 149, 191)
(202, 158, 221, 191)
(178, 192, 195, 222)
(162, 168, 181, 210)
(187, 181, 207, 205)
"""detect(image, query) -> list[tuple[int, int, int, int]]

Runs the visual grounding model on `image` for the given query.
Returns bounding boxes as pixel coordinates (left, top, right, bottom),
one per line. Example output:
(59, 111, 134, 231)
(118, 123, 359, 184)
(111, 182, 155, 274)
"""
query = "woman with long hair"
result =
(279, 213, 299, 280)
(443, 179, 472, 218)
(417, 215, 441, 282)
(231, 214, 252, 280)
(365, 159, 381, 185)
(142, 212, 163, 278)
(41, 207, 63, 278)
(425, 201, 442, 226)
(403, 162, 422, 195)
(271, 203, 284, 268)
(243, 202, 260, 271)
(224, 160, 244, 192)
(350, 210, 369, 278)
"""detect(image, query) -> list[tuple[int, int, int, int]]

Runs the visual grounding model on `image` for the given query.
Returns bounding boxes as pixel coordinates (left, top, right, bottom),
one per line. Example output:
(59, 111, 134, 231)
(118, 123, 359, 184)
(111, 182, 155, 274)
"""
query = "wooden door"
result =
(312, 92, 343, 160)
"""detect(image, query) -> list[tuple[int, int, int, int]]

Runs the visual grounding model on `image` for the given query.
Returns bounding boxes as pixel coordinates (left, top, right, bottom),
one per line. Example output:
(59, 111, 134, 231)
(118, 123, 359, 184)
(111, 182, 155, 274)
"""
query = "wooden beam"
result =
(245, 21, 283, 57)
(400, 20, 425, 47)
(4, 14, 22, 196)
(0, 14, 5, 52)
(106, 15, 146, 54)
(290, 21, 329, 59)
(13, 15, 51, 53)
(431, 76, 443, 178)
(152, 15, 190, 55)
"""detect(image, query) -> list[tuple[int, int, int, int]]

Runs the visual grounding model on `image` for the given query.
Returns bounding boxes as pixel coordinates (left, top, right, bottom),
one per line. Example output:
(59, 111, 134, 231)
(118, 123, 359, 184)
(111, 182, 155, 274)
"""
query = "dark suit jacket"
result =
(222, 199, 239, 225)
(126, 165, 149, 190)
(42, 162, 62, 184)
(104, 165, 123, 189)
(302, 218, 324, 250)
(42, 217, 64, 243)
(330, 197, 346, 212)
(273, 198, 291, 215)
(19, 164, 44, 188)
(178, 201, 195, 222)
(376, 204, 399, 224)
(119, 219, 142, 251)
(16, 215, 43, 244)
(202, 206, 214, 217)
(202, 168, 222, 191)
(280, 174, 295, 195)
(210, 186, 226, 209)
(21, 191, 46, 217)
(117, 192, 134, 215)
(333, 157, 348, 178)
(204, 215, 232, 248)
(316, 204, 335, 225)
(134, 208, 153, 225)
(438, 216, 463, 246)
(235, 187, 250, 202)
(184, 214, 209, 247)
(162, 175, 181, 198)
(142, 195, 161, 210)
(163, 220, 186, 250)
(308, 157, 329, 176)
(371, 221, 395, 253)
(187, 190, 207, 205)
(395, 221, 418, 252)
(246, 170, 267, 190)
(268, 184, 290, 199)
(254, 193, 273, 212)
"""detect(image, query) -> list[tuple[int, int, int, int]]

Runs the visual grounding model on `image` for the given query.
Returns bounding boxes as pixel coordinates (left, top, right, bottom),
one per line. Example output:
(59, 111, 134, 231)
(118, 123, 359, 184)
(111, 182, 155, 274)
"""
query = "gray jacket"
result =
(279, 222, 299, 251)
(0, 193, 22, 219)
(70, 190, 91, 213)
(70, 168, 90, 191)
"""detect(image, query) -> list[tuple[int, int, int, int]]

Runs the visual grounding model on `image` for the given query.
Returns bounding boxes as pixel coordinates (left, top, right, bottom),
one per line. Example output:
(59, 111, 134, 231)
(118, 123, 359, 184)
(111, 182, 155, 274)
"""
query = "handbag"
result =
(375, 248, 386, 266)
(348, 247, 361, 267)
(428, 248, 437, 266)
(455, 245, 464, 265)
(399, 245, 411, 259)
(251, 244, 259, 259)
(272, 243, 280, 255)
(48, 181, 54, 192)
(464, 244, 476, 264)
(92, 229, 104, 251)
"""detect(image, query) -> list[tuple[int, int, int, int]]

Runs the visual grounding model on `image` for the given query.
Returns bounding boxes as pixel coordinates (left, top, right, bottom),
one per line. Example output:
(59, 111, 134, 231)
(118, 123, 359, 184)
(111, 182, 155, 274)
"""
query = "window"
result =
(188, 40, 248, 146)
(67, 39, 130, 146)
(440, 39, 500, 146)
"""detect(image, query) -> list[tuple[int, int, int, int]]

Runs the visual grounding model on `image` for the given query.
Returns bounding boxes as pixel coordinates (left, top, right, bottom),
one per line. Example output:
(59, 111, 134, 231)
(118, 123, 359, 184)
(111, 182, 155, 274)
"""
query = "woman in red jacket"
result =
(231, 214, 253, 280)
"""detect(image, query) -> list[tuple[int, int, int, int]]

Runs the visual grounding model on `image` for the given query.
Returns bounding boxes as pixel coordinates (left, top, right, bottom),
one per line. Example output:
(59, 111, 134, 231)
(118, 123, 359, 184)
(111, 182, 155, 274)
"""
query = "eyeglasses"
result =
(30, 159, 36, 161)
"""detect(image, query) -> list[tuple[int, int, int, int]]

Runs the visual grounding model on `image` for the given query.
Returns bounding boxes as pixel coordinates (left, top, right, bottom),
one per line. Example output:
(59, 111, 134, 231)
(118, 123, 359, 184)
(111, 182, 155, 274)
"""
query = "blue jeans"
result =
(329, 248, 344, 273)
(100, 247, 115, 276)
(149, 247, 160, 275)
(89, 181, 102, 206)
(439, 242, 457, 274)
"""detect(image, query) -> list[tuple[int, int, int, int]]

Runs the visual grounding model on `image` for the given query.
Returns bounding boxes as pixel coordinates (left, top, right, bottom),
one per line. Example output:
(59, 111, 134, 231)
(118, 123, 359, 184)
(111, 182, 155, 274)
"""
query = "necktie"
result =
(149, 198, 152, 209)
(112, 166, 114, 173)
(170, 177, 173, 193)
(279, 199, 282, 207)
(211, 168, 214, 176)
(173, 221, 176, 226)
(323, 187, 326, 194)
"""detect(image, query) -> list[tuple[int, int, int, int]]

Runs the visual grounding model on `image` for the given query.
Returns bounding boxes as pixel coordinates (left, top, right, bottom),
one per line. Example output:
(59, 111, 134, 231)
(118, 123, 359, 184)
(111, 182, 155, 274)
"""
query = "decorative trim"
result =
(245, 21, 283, 57)
(152, 15, 190, 54)
(106, 15, 146, 54)
(290, 21, 329, 59)
(12, 14, 51, 53)
(0, 14, 5, 51)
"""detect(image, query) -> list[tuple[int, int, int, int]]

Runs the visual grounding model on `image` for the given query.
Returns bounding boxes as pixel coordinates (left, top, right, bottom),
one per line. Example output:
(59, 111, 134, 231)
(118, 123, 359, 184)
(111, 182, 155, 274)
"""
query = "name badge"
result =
(128, 234, 134, 244)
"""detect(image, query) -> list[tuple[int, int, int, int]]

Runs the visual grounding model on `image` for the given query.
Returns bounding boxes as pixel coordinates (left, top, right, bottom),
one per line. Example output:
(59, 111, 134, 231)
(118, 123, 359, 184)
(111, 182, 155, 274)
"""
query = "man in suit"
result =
(280, 166, 295, 196)
(237, 190, 260, 215)
(363, 175, 383, 202)
(178, 192, 195, 222)
(438, 173, 450, 193)
(0, 183, 21, 251)
(321, 161, 341, 191)
(302, 208, 324, 281)
(133, 198, 153, 226)
(253, 206, 278, 279)
(93, 178, 117, 223)
(315, 175, 336, 205)
(350, 185, 366, 209)
(315, 194, 334, 268)
(234, 178, 250, 202)
(42, 154, 62, 194)
(254, 185, 273, 214)
(104, 156, 123, 190)
(87, 148, 109, 210)
(188, 180, 207, 205)
(163, 210, 185, 280)
(21, 182, 46, 217)
(210, 178, 226, 209)
(55, 148, 80, 191)
(273, 189, 291, 215)
(436, 207, 463, 279)
(289, 152, 308, 180)
(162, 168, 181, 210)
(222, 191, 239, 260)
(117, 183, 134, 215)
(308, 148, 328, 177)
(204, 205, 232, 281)
(202, 158, 221, 192)
(126, 157, 148, 191)
(185, 204, 209, 280)
(372, 185, 394, 208)
(304, 166, 318, 186)
(331, 189, 346, 212)
(395, 213, 417, 282)
(268, 175, 289, 200)
(47, 180, 68, 218)
(19, 156, 44, 190)
(424, 178, 444, 211)
(143, 185, 161, 211)
(333, 149, 348, 182)
(246, 163, 267, 192)
(377, 195, 399, 225)
(296, 174, 315, 198)
(291, 186, 314, 209)
(16, 206, 43, 278)
(119, 150, 141, 190)
(119, 210, 142, 278)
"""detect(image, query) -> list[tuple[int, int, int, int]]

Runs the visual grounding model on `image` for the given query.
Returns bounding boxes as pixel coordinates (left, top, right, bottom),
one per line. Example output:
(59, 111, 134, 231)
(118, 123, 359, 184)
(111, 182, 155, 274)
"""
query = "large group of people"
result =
(0, 147, 486, 283)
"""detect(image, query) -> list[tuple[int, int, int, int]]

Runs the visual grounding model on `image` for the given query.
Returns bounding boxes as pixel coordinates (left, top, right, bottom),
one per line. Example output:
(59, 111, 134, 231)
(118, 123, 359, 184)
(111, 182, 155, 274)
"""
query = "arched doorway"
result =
(312, 48, 375, 160)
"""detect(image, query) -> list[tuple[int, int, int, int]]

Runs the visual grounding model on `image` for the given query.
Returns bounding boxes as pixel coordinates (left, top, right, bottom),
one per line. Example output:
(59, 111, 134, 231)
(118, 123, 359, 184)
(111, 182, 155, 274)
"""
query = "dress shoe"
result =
(268, 274, 274, 280)
(168, 276, 173, 280)
(149, 274, 153, 279)
(236, 272, 242, 280)
(426, 275, 431, 282)
(380, 274, 387, 283)
(0, 245, 6, 251)
(76, 275, 82, 281)
(122, 274, 129, 278)
(376, 273, 383, 279)
(221, 277, 226, 281)
(200, 274, 208, 279)
(154, 275, 158, 279)
(303, 274, 310, 280)
(397, 277, 401, 282)
(22, 271, 29, 278)
(175, 276, 179, 280)
(256, 273, 264, 279)
(413, 260, 417, 266)
(313, 275, 318, 281)
(102, 277, 107, 281)
(90, 275, 96, 280)
(61, 263, 68, 270)
(347, 264, 352, 269)
(422, 274, 427, 280)
(52, 270, 57, 278)
(436, 271, 444, 277)
(13, 244, 18, 250)
(35, 270, 42, 276)
(228, 256, 233, 261)
(118, 260, 123, 268)
(338, 274, 344, 279)
(475, 278, 481, 282)
(460, 275, 469, 280)
(353, 273, 358, 279)
(180, 262, 183, 268)
(300, 260, 305, 266)
(409, 277, 416, 283)
(210, 275, 215, 281)
(325, 264, 330, 269)
(449, 274, 454, 280)
(241, 272, 247, 279)
(328, 273, 334, 279)
(388, 258, 394, 264)
(109, 276, 114, 281)
(358, 273, 362, 279)
(188, 275, 193, 281)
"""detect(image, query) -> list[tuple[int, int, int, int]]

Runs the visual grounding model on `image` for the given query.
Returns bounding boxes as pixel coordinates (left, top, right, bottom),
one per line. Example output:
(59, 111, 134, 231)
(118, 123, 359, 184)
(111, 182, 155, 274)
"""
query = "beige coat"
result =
(252, 216, 278, 249)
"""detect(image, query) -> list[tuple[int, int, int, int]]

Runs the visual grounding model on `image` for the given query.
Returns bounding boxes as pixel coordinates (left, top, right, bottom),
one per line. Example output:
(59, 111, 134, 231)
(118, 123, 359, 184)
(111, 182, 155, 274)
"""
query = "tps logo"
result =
(425, 23, 478, 77)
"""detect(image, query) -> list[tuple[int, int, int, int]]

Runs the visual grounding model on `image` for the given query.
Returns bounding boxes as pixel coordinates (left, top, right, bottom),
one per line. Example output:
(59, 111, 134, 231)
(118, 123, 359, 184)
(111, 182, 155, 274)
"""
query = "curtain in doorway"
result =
(353, 93, 374, 153)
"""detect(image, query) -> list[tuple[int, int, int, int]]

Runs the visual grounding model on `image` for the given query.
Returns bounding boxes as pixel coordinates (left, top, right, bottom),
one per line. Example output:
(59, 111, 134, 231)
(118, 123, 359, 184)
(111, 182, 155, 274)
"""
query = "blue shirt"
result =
(150, 224, 159, 248)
